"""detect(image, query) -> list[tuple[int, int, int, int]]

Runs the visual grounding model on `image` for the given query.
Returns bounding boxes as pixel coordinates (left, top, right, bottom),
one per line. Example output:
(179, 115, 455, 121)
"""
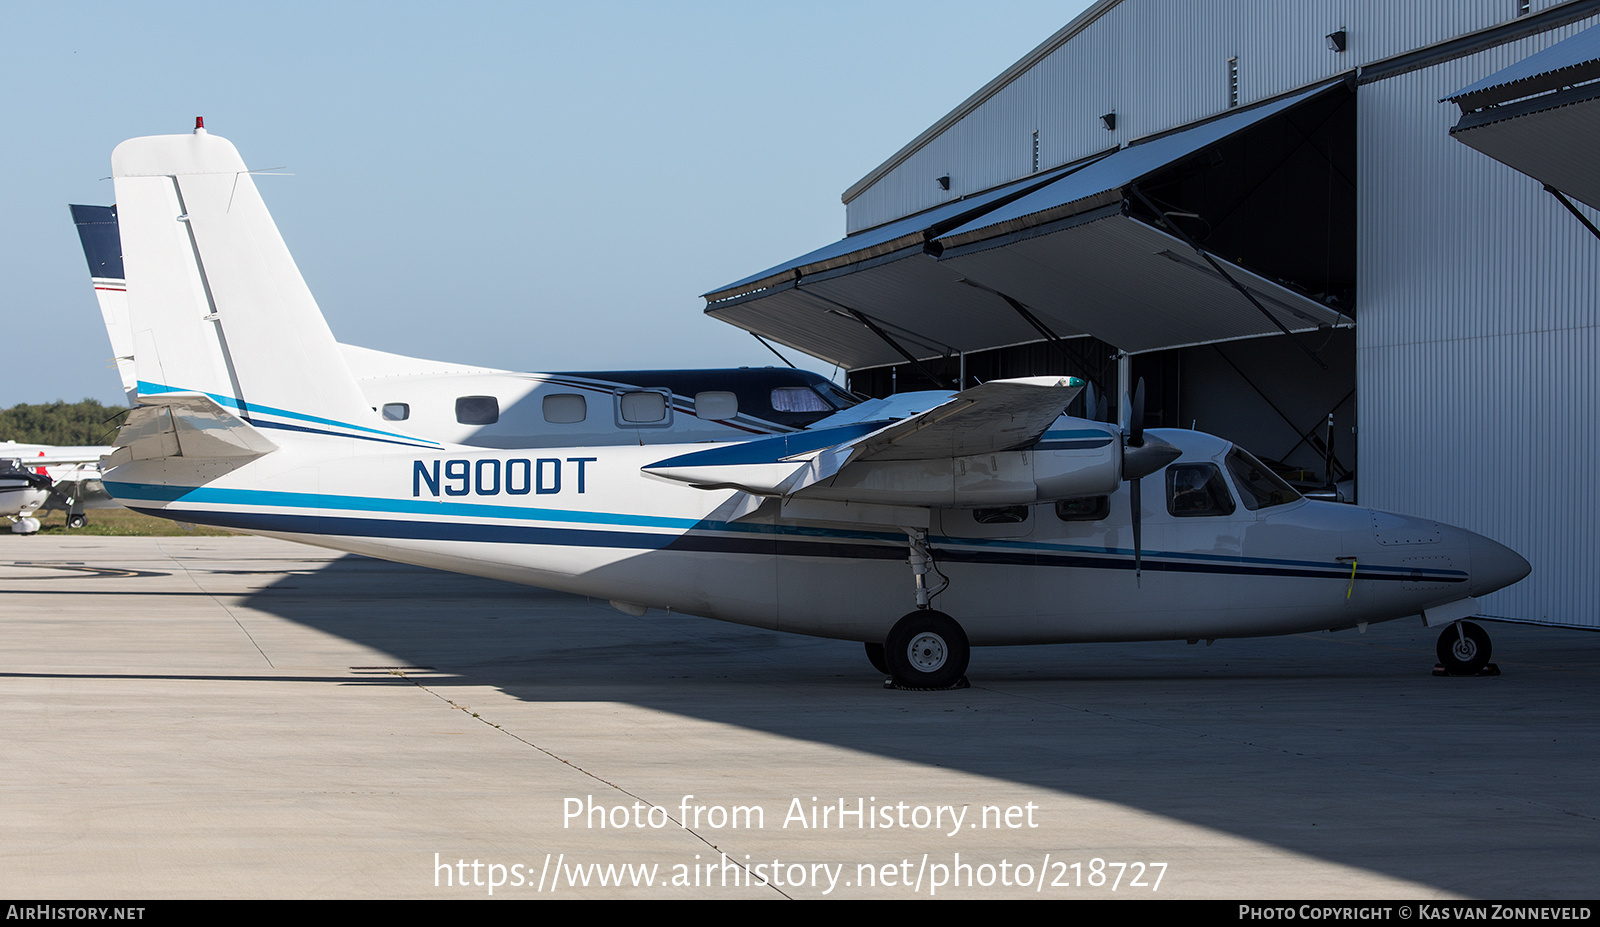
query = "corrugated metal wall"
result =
(1358, 18, 1600, 625)
(847, 0, 1573, 233)
(841, 0, 1600, 626)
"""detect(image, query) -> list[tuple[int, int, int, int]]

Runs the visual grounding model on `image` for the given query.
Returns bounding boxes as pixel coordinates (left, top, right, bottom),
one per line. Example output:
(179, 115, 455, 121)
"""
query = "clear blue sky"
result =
(2, 1, 1091, 407)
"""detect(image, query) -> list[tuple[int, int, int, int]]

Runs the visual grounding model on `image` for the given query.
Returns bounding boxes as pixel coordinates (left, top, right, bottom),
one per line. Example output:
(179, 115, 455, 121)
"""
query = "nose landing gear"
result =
(1435, 620, 1497, 676)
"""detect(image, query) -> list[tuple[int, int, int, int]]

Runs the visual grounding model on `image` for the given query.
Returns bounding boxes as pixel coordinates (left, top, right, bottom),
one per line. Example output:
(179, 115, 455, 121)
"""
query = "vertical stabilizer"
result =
(70, 204, 137, 406)
(110, 127, 387, 443)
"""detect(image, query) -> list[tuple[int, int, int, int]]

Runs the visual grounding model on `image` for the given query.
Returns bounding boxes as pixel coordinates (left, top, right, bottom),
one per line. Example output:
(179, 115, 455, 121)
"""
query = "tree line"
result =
(0, 399, 128, 446)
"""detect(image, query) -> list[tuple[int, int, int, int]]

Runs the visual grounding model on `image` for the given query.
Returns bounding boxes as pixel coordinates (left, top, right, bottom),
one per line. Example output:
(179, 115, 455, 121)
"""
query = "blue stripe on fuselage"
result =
(134, 380, 442, 448)
(106, 480, 1467, 584)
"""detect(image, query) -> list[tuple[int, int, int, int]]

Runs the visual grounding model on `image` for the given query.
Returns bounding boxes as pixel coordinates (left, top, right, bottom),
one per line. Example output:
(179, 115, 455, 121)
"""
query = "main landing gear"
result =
(870, 529, 971, 689)
(882, 609, 970, 689)
(1435, 620, 1497, 676)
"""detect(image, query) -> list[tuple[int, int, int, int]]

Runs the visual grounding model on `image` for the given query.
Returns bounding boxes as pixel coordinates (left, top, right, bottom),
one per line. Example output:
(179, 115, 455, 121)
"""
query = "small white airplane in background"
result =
(96, 123, 1530, 687)
(0, 441, 114, 532)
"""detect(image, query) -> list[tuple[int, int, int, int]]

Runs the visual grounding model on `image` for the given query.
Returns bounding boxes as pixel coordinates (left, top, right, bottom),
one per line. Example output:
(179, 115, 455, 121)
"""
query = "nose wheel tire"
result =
(1436, 620, 1492, 675)
(884, 610, 970, 689)
(864, 642, 889, 675)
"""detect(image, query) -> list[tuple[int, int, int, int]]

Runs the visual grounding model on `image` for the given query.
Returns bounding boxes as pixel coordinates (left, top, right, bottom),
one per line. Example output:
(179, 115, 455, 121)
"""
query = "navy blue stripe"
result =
(251, 418, 440, 449)
(128, 506, 1464, 583)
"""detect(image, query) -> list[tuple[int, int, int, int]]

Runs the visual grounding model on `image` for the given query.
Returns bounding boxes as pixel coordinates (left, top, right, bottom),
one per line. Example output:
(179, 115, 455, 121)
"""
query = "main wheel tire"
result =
(66, 514, 87, 529)
(864, 642, 888, 675)
(1436, 620, 1491, 675)
(884, 610, 970, 689)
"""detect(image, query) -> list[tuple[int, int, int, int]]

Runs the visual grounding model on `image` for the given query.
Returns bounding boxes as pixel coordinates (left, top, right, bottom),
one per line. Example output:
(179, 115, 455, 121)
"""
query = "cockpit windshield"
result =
(1225, 448, 1302, 510)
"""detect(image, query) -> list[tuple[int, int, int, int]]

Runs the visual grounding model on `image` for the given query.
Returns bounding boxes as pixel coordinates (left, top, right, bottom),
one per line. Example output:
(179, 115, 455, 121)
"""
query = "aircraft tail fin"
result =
(70, 204, 138, 406)
(110, 124, 397, 446)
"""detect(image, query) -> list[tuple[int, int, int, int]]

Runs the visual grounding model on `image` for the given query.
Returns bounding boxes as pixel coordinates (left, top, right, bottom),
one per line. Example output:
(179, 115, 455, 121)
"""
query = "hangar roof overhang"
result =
(705, 81, 1355, 371)
(1445, 22, 1600, 210)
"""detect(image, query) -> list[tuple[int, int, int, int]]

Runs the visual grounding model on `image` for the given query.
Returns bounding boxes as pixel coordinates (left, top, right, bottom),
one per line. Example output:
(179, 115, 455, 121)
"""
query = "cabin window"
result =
(771, 387, 831, 413)
(455, 396, 499, 425)
(543, 393, 587, 424)
(619, 390, 668, 424)
(1166, 464, 1236, 517)
(1224, 448, 1301, 510)
(1055, 496, 1109, 522)
(694, 391, 738, 421)
(812, 381, 858, 409)
(973, 506, 1030, 525)
(381, 403, 410, 422)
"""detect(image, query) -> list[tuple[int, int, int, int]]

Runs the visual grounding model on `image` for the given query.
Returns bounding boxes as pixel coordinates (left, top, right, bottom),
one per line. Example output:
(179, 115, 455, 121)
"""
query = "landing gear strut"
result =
(871, 528, 969, 688)
(1435, 620, 1495, 676)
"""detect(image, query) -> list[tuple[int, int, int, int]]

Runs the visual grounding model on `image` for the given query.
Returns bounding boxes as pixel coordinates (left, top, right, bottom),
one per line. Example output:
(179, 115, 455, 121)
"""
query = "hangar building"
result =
(705, 0, 1600, 628)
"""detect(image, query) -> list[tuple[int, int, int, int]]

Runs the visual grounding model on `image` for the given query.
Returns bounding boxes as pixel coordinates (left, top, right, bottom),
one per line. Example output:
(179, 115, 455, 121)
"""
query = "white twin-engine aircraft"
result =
(99, 125, 1530, 688)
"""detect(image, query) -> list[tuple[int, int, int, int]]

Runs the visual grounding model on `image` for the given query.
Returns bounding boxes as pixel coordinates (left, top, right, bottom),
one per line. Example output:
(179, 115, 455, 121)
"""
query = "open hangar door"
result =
(708, 80, 1357, 490)
(845, 327, 1355, 497)
(1132, 329, 1357, 495)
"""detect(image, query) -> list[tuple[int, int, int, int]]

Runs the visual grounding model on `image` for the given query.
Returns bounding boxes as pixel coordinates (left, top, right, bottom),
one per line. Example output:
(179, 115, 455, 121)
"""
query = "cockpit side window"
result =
(1225, 448, 1301, 510)
(1166, 464, 1236, 517)
(973, 505, 1030, 525)
(1055, 496, 1110, 521)
(770, 387, 832, 413)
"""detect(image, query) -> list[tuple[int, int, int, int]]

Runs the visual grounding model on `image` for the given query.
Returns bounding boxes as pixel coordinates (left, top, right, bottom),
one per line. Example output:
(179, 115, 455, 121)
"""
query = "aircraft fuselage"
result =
(104, 427, 1526, 647)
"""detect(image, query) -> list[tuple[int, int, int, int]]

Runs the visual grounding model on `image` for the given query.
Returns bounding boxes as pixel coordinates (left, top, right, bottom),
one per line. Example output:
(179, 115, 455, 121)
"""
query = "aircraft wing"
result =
(642, 376, 1088, 500)
(839, 376, 1081, 463)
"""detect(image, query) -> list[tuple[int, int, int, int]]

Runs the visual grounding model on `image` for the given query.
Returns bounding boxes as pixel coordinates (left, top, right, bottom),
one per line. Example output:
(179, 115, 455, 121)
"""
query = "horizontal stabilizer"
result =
(110, 393, 278, 464)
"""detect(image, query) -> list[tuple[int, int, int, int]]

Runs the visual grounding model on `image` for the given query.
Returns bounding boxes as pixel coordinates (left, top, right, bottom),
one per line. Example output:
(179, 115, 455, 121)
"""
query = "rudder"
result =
(111, 123, 394, 445)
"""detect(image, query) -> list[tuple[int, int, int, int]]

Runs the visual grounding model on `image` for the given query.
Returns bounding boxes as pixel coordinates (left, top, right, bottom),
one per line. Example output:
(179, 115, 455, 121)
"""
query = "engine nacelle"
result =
(796, 444, 1121, 508)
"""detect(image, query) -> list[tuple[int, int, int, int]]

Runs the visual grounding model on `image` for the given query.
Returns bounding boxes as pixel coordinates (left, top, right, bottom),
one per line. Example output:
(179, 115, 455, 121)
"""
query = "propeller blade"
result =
(1129, 378, 1146, 448)
(1121, 377, 1153, 585)
(1131, 472, 1143, 582)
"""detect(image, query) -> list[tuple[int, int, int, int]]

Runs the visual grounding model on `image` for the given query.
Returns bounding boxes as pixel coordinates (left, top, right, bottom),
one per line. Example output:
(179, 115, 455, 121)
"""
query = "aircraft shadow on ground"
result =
(242, 552, 1598, 897)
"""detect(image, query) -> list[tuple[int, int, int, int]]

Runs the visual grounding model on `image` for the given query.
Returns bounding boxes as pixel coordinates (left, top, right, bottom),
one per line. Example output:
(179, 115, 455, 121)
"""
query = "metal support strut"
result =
(903, 528, 946, 609)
